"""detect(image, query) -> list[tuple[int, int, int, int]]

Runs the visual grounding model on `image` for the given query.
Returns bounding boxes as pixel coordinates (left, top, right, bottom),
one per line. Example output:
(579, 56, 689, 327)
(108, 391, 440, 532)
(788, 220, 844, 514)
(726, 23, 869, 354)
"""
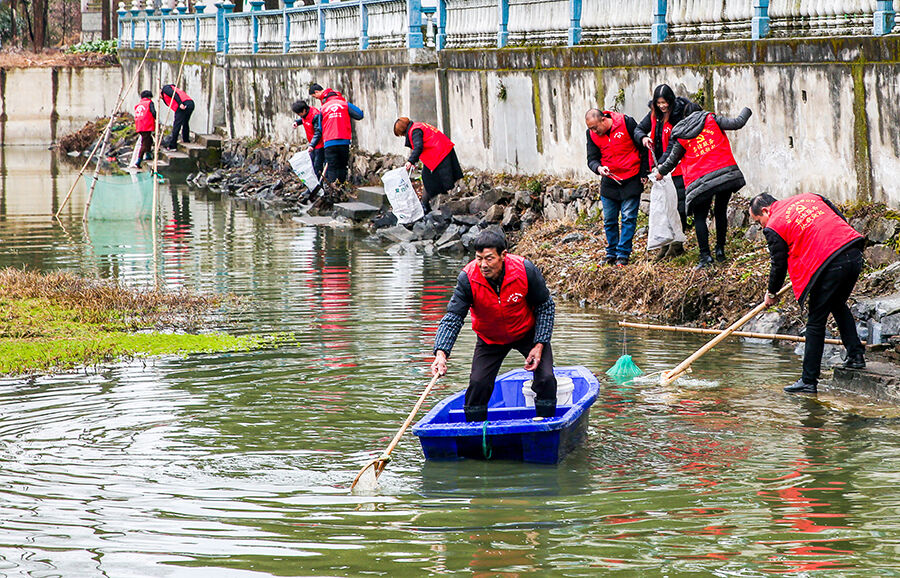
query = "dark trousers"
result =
(672, 175, 688, 232)
(310, 147, 325, 179)
(169, 100, 194, 147)
(692, 189, 732, 256)
(803, 247, 865, 385)
(138, 131, 153, 162)
(465, 333, 557, 422)
(324, 144, 350, 183)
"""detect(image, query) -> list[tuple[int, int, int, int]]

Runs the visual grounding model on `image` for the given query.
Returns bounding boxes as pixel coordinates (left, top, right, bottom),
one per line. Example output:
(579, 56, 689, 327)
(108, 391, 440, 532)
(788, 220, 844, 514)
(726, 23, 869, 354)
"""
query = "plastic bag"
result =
(289, 150, 319, 193)
(647, 175, 686, 251)
(381, 167, 424, 225)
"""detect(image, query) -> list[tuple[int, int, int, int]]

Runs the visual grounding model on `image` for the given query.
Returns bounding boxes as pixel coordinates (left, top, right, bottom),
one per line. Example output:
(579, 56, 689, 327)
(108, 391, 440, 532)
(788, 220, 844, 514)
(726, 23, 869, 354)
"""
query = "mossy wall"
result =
(117, 36, 900, 206)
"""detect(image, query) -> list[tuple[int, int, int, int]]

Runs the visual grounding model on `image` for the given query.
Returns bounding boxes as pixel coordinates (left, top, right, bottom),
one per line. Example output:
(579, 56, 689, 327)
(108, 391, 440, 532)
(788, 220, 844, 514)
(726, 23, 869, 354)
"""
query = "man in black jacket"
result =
(431, 230, 557, 422)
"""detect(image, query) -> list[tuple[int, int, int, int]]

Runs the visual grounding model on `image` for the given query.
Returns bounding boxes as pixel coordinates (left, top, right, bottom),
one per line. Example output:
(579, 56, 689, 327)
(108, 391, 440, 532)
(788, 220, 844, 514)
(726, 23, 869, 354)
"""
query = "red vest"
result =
(410, 122, 454, 171)
(766, 193, 863, 301)
(464, 254, 535, 345)
(134, 97, 155, 132)
(676, 114, 737, 187)
(650, 114, 681, 176)
(161, 86, 192, 111)
(589, 111, 641, 181)
(321, 93, 352, 142)
(302, 107, 324, 149)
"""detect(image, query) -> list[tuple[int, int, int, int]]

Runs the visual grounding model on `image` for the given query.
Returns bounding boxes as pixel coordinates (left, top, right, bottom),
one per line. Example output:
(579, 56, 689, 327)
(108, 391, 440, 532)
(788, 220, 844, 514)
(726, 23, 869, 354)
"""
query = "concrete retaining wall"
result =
(89, 36, 900, 208)
(0, 67, 123, 145)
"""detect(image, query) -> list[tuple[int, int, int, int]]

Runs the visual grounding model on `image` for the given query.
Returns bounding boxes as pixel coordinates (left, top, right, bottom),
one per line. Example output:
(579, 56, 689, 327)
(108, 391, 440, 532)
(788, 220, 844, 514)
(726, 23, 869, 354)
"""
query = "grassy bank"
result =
(0, 269, 278, 375)
(515, 200, 806, 330)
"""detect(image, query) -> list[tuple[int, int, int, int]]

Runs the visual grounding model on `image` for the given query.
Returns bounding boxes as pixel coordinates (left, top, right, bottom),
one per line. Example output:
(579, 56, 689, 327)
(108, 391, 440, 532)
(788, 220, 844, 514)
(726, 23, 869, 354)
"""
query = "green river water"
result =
(0, 146, 899, 576)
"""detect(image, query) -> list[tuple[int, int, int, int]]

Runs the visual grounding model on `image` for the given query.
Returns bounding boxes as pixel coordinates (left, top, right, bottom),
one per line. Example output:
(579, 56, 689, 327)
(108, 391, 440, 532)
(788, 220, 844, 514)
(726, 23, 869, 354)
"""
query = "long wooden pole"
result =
(617, 321, 860, 346)
(56, 46, 151, 220)
(350, 373, 440, 492)
(660, 283, 793, 385)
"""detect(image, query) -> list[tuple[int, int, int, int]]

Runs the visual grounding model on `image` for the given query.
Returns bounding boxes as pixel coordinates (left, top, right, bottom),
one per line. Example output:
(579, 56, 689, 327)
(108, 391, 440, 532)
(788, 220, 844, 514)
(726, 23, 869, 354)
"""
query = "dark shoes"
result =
(605, 256, 617, 266)
(715, 246, 726, 262)
(844, 353, 866, 370)
(695, 253, 714, 270)
(616, 258, 629, 267)
(784, 379, 817, 394)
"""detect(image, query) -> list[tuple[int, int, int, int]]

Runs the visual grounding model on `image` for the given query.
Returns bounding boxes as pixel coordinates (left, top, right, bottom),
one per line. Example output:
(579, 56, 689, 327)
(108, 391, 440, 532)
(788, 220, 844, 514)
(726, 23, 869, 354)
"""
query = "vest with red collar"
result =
(464, 254, 535, 345)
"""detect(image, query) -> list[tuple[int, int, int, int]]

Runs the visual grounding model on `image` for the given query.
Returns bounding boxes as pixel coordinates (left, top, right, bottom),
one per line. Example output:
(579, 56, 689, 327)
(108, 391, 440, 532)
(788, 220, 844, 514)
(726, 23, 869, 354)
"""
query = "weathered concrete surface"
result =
(115, 35, 900, 207)
(832, 362, 900, 404)
(1, 67, 122, 145)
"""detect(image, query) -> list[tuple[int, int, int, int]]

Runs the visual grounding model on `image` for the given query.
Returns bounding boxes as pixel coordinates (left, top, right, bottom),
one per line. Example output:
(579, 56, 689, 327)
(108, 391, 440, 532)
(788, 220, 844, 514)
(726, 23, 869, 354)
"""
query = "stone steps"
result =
(332, 201, 381, 221)
(156, 133, 223, 175)
(355, 185, 388, 211)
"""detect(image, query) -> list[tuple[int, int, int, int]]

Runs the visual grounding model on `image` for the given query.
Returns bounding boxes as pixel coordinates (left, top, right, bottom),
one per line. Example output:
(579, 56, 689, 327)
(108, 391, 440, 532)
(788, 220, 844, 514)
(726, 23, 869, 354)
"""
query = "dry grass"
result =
(0, 49, 117, 68)
(0, 268, 234, 330)
(515, 218, 805, 329)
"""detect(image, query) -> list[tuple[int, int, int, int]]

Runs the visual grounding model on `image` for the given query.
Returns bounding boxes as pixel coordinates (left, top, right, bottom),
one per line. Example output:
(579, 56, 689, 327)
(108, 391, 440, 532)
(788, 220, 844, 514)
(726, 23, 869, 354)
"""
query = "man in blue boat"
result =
(431, 230, 558, 422)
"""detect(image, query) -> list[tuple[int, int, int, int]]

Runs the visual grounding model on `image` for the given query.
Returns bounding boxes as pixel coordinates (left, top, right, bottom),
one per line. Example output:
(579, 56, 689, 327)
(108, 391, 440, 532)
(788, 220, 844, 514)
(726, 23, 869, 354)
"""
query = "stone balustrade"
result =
(117, 0, 897, 53)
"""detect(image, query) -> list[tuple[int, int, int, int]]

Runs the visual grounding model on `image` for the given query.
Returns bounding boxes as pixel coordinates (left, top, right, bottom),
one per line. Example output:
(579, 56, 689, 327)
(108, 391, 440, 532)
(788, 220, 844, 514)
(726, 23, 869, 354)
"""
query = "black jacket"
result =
(657, 108, 752, 212)
(634, 96, 703, 164)
(585, 113, 647, 200)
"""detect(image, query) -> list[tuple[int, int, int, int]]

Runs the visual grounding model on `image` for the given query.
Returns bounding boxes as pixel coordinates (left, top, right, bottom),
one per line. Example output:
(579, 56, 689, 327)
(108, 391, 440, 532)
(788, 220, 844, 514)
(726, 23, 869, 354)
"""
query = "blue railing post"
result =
(435, 0, 446, 50)
(160, 7, 171, 48)
(130, 2, 139, 49)
(408, 0, 424, 48)
(176, 3, 187, 50)
(874, 0, 895, 35)
(497, 0, 508, 47)
(651, 0, 667, 44)
(318, 0, 328, 51)
(195, 11, 201, 50)
(567, 0, 582, 46)
(117, 3, 127, 40)
(223, 2, 234, 53)
(360, 0, 369, 50)
(283, 0, 295, 53)
(752, 0, 770, 39)
(250, 0, 264, 53)
(145, 6, 152, 48)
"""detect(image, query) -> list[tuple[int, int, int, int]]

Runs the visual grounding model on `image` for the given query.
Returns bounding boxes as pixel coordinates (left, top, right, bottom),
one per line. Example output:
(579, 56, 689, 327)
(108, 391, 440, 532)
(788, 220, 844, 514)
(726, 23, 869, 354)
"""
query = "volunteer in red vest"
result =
(132, 90, 156, 169)
(585, 108, 647, 267)
(654, 107, 752, 269)
(291, 100, 324, 179)
(634, 84, 702, 258)
(431, 230, 558, 422)
(749, 192, 866, 394)
(160, 84, 194, 150)
(308, 83, 364, 184)
(393, 117, 464, 214)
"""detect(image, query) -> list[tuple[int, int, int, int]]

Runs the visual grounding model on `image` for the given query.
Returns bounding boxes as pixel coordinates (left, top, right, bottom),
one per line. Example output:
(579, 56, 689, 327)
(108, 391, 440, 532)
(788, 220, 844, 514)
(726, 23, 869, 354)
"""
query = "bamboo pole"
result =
(56, 46, 151, 220)
(618, 321, 862, 346)
(660, 283, 793, 385)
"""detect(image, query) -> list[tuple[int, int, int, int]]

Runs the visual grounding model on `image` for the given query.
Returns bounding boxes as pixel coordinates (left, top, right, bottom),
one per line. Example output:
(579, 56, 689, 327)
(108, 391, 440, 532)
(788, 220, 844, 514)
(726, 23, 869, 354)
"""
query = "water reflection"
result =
(0, 147, 897, 574)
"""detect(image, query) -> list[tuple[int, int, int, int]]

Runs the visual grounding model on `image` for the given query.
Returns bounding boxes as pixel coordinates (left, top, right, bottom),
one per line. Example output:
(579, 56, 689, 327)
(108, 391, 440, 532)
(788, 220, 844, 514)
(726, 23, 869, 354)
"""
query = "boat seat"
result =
(447, 405, 572, 423)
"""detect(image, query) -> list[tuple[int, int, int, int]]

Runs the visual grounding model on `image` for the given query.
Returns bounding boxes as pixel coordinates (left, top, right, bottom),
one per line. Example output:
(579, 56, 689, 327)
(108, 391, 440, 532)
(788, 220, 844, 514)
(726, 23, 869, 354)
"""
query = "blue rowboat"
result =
(412, 366, 600, 464)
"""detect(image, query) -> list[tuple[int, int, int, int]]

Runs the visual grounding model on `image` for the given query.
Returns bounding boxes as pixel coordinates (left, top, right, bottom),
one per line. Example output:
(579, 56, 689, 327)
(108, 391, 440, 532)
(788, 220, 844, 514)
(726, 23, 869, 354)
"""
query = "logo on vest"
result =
(507, 292, 524, 303)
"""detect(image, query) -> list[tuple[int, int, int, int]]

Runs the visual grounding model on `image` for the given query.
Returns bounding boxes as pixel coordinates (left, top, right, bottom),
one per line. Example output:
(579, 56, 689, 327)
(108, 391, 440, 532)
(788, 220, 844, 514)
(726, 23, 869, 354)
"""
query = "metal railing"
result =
(117, 0, 898, 53)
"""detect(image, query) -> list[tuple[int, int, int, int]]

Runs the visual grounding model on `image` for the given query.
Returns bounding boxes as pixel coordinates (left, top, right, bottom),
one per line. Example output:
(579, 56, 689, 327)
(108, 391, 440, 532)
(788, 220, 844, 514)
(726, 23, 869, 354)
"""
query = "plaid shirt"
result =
(433, 259, 555, 356)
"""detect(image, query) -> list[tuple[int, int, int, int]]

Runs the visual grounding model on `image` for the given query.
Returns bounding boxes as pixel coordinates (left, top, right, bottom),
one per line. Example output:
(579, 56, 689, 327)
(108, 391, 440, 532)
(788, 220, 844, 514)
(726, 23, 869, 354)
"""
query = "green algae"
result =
(0, 269, 284, 376)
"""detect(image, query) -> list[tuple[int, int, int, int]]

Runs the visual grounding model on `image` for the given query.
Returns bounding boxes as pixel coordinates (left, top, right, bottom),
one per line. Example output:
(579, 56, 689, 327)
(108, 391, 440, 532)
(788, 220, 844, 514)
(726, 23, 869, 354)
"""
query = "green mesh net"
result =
(606, 327, 643, 380)
(85, 172, 155, 221)
(605, 355, 643, 379)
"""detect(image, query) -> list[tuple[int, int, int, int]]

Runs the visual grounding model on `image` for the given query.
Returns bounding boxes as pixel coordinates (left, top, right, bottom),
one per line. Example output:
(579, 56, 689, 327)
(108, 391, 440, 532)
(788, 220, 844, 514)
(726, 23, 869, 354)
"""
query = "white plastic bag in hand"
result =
(647, 175, 686, 251)
(289, 150, 319, 193)
(381, 167, 424, 225)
